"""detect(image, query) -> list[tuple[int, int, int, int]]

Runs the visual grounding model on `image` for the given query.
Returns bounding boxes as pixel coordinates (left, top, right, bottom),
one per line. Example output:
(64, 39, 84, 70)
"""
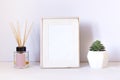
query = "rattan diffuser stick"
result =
(10, 21, 33, 47)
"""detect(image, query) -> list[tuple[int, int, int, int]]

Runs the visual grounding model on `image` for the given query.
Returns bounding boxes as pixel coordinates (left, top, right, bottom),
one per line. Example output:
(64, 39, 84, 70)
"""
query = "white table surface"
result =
(0, 62, 120, 80)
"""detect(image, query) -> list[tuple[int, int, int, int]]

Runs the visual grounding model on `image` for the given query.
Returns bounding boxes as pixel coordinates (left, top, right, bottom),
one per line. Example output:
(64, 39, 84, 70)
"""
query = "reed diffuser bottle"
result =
(10, 21, 32, 69)
(14, 46, 29, 68)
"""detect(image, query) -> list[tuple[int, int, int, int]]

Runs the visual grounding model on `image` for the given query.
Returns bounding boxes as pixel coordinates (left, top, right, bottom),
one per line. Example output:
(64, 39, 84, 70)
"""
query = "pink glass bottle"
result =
(14, 46, 29, 69)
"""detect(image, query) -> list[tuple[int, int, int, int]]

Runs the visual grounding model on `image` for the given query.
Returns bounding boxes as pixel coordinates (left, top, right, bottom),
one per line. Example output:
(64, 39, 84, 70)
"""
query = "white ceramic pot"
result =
(87, 51, 109, 69)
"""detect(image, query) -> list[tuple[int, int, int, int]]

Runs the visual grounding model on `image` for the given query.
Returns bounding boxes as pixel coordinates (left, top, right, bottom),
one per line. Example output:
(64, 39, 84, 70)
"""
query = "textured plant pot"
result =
(87, 51, 109, 69)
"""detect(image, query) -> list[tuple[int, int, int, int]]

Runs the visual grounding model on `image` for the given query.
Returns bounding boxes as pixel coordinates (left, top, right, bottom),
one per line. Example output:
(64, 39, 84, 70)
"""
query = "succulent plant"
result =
(90, 40, 105, 51)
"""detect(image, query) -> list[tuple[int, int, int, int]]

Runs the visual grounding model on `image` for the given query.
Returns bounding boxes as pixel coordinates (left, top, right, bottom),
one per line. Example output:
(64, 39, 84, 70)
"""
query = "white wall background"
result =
(0, 0, 120, 62)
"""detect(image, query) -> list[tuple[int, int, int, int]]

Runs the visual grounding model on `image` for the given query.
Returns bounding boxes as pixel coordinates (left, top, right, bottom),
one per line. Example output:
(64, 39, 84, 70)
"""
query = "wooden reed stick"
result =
(9, 23, 20, 46)
(17, 21, 22, 46)
(22, 20, 28, 46)
(23, 23, 33, 46)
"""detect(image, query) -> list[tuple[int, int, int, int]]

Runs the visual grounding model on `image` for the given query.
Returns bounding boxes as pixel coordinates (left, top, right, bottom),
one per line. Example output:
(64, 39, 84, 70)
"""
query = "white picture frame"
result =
(40, 18, 80, 68)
